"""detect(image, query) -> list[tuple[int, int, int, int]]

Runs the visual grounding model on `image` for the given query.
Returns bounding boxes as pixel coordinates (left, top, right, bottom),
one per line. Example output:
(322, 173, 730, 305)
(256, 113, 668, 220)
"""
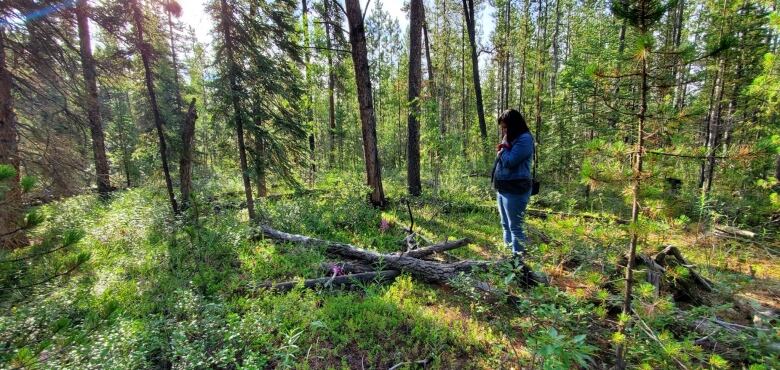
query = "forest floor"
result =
(1, 171, 778, 369)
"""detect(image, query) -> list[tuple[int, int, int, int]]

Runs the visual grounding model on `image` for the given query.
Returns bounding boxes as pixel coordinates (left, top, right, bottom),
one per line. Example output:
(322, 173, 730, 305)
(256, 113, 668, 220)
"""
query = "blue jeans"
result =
(497, 190, 531, 255)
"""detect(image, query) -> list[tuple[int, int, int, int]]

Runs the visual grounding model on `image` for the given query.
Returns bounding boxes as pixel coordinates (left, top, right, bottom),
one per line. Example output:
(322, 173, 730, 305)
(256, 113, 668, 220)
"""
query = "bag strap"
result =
(532, 135, 538, 180)
(490, 156, 499, 187)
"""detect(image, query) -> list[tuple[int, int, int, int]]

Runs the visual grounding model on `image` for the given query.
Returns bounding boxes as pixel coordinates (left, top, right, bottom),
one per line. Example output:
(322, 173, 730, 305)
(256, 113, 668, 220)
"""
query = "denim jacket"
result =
(494, 131, 534, 181)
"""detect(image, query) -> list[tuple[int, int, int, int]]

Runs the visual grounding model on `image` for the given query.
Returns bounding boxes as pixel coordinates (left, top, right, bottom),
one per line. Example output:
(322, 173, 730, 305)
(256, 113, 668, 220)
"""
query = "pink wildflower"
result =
(379, 218, 391, 233)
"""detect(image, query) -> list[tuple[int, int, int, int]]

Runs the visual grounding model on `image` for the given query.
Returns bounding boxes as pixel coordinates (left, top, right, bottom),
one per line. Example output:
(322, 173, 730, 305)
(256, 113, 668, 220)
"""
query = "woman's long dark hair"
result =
(498, 109, 530, 142)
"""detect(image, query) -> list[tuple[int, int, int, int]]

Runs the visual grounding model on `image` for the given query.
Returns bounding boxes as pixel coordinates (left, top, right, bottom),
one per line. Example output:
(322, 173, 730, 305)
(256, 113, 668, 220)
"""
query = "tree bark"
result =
(76, 0, 112, 197)
(179, 98, 197, 210)
(0, 29, 28, 249)
(407, 0, 423, 196)
(219, 0, 256, 220)
(131, 0, 179, 215)
(345, 0, 386, 206)
(462, 0, 487, 140)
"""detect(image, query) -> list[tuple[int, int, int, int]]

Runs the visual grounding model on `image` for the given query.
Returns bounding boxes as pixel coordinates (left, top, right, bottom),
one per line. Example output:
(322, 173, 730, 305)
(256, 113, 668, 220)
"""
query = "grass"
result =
(0, 170, 777, 369)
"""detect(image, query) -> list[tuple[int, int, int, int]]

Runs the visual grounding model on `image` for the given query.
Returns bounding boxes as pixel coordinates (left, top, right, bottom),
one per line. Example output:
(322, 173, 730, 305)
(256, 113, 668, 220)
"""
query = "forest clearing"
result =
(1, 0, 779, 368)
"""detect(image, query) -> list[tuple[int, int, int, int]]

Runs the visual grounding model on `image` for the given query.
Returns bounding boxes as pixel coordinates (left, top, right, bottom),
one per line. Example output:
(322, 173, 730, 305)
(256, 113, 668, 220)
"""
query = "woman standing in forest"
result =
(492, 109, 535, 265)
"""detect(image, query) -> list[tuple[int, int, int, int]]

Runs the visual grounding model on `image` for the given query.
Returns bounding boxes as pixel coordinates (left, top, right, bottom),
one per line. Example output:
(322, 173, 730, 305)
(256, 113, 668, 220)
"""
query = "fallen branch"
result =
(712, 225, 756, 239)
(258, 225, 488, 284)
(263, 270, 402, 292)
(388, 358, 430, 370)
(255, 225, 544, 302)
(397, 238, 471, 259)
(319, 261, 375, 275)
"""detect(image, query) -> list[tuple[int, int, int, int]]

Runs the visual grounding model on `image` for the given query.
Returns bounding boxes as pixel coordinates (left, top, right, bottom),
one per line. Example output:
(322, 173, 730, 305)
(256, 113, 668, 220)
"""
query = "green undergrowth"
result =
(0, 172, 777, 369)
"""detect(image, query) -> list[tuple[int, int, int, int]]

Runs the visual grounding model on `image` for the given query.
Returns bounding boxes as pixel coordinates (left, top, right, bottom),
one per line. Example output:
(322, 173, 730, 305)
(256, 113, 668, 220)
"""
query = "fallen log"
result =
(712, 225, 756, 239)
(258, 225, 487, 284)
(396, 238, 471, 259)
(319, 261, 375, 275)
(256, 225, 545, 300)
(264, 270, 402, 292)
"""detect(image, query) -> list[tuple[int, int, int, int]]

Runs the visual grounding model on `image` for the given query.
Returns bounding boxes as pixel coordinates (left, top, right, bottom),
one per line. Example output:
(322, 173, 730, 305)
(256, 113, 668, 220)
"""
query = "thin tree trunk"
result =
(408, 0, 424, 196)
(439, 0, 450, 135)
(461, 19, 468, 158)
(423, 19, 439, 134)
(219, 0, 256, 219)
(775, 155, 780, 183)
(179, 98, 197, 210)
(423, 11, 442, 191)
(615, 28, 648, 370)
(671, 0, 685, 111)
(702, 59, 725, 193)
(324, 0, 337, 168)
(501, 1, 512, 110)
(550, 0, 561, 96)
(302, 0, 315, 183)
(462, 0, 487, 140)
(254, 133, 267, 198)
(76, 0, 112, 197)
(533, 0, 547, 175)
(0, 28, 28, 249)
(119, 91, 132, 188)
(345, 0, 386, 206)
(609, 20, 627, 129)
(518, 0, 530, 113)
(397, 63, 404, 168)
(166, 5, 183, 112)
(131, 0, 179, 215)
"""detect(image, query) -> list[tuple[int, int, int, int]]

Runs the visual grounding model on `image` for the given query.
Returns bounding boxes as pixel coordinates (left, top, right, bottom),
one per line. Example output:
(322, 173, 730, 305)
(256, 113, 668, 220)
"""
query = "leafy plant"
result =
(527, 327, 596, 370)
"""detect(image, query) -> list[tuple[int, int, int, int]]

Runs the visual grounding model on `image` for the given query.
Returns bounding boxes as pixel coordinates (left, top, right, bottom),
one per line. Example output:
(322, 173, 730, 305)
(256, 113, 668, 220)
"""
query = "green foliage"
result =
(0, 164, 15, 182)
(20, 176, 36, 193)
(24, 209, 45, 229)
(610, 0, 678, 29)
(527, 327, 596, 370)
